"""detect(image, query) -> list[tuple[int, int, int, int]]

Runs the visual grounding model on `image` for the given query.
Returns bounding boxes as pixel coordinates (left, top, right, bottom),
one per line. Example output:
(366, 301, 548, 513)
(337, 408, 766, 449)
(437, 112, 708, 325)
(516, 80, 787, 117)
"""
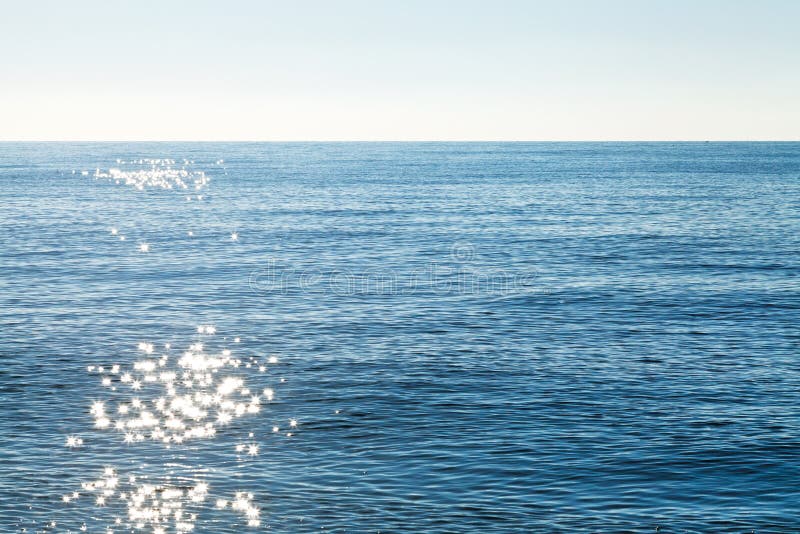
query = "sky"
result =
(1, 0, 798, 140)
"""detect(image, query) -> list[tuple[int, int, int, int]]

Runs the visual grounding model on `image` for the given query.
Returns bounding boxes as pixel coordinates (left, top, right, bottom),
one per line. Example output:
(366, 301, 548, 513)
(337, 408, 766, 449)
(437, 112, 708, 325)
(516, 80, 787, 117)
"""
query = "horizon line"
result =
(1, 139, 799, 143)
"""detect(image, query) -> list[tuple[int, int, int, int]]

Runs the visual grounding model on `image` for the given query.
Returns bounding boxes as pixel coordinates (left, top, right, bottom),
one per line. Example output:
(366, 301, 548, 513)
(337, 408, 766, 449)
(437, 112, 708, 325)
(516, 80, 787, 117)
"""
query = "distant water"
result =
(1, 142, 798, 533)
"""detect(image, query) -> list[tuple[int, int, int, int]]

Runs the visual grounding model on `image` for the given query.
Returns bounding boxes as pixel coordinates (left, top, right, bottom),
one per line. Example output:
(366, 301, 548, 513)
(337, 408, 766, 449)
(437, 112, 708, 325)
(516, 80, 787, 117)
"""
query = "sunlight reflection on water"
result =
(47, 159, 290, 533)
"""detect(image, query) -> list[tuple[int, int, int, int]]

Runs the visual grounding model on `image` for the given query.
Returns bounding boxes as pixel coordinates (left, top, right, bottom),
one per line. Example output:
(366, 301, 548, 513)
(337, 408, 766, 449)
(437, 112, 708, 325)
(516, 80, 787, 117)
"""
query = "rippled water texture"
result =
(1, 142, 799, 532)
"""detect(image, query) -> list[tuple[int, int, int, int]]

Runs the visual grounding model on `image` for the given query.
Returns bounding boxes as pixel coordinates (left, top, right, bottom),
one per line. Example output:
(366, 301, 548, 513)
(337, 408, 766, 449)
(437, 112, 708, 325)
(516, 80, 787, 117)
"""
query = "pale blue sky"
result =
(1, 0, 798, 140)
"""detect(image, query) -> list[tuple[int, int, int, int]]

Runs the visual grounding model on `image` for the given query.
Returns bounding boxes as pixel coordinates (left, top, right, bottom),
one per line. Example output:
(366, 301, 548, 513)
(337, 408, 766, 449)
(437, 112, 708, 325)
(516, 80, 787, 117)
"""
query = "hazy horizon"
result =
(2, 139, 800, 143)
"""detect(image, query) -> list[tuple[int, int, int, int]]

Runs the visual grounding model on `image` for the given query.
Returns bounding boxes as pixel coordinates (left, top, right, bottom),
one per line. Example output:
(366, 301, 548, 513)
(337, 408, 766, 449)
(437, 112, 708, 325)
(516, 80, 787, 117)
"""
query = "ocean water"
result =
(0, 142, 798, 533)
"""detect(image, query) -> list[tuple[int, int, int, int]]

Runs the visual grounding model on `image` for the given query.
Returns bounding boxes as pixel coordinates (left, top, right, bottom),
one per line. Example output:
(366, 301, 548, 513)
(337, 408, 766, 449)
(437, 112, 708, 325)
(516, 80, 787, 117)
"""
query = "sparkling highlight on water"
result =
(60, 326, 295, 531)
(92, 159, 212, 192)
(52, 158, 304, 533)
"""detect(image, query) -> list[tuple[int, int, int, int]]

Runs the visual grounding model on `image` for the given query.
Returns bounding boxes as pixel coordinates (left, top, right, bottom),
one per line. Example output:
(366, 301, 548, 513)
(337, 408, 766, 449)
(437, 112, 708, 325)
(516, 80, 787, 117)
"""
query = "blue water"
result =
(1, 142, 798, 533)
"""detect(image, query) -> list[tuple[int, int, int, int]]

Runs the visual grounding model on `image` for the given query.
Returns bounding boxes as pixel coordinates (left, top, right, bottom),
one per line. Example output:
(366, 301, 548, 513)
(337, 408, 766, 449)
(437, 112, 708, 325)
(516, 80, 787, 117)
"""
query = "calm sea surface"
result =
(0, 142, 798, 533)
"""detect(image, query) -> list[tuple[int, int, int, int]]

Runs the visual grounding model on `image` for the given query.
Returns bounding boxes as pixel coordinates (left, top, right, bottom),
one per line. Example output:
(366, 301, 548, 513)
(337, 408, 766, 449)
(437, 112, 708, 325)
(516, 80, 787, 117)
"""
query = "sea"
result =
(0, 142, 798, 533)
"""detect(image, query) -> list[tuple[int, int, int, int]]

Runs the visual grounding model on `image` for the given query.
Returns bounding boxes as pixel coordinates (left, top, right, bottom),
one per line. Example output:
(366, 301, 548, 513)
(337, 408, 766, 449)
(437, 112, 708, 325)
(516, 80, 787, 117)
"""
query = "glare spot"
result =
(65, 435, 84, 448)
